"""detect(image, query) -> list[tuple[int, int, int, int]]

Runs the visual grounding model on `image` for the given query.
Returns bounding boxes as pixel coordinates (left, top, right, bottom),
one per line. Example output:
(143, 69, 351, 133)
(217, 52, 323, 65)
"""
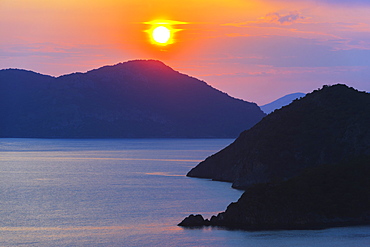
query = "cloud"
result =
(262, 11, 305, 25)
(315, 0, 370, 4)
(196, 34, 370, 69)
(200, 71, 274, 78)
(267, 0, 370, 5)
(223, 11, 305, 27)
(0, 42, 133, 76)
(0, 43, 119, 59)
(222, 11, 370, 51)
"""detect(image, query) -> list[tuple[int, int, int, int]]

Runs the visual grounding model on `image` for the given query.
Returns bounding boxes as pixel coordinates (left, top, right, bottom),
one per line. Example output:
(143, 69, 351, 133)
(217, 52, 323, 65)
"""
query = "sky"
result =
(1, 0, 370, 105)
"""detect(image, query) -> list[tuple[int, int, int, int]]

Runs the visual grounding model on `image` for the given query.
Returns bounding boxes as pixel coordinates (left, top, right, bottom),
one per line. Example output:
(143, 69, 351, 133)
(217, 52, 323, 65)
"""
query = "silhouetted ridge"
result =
(0, 60, 265, 138)
(181, 84, 370, 230)
(187, 84, 370, 188)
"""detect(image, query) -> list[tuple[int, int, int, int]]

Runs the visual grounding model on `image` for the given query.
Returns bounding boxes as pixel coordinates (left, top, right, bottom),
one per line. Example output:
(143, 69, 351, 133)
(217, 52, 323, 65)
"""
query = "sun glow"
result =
(152, 26, 171, 44)
(144, 20, 188, 46)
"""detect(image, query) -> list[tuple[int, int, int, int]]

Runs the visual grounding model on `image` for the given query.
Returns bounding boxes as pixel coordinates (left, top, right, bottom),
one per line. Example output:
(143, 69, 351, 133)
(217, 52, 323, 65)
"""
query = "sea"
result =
(1, 138, 369, 247)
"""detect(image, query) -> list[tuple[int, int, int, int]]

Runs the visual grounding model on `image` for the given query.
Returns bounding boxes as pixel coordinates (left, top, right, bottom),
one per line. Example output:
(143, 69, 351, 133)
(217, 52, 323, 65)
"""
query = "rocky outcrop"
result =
(0, 60, 265, 138)
(178, 214, 210, 227)
(180, 156, 370, 230)
(187, 84, 370, 188)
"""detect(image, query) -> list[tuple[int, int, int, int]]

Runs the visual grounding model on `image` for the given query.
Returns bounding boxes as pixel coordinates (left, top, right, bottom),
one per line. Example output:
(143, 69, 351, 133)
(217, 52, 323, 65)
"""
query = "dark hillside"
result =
(188, 84, 370, 188)
(180, 156, 370, 230)
(0, 60, 265, 138)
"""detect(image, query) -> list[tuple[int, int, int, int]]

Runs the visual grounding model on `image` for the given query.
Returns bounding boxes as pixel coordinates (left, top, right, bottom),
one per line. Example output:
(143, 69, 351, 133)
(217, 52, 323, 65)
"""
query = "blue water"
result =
(0, 139, 369, 246)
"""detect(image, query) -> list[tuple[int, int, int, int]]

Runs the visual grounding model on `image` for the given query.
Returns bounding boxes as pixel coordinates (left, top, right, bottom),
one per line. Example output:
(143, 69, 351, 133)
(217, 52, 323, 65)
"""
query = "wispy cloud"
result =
(268, 0, 370, 5)
(221, 9, 370, 52)
(0, 43, 119, 58)
(0, 42, 132, 76)
(223, 11, 305, 27)
(0, 43, 79, 58)
(311, 0, 370, 5)
(200, 71, 274, 78)
(261, 11, 305, 25)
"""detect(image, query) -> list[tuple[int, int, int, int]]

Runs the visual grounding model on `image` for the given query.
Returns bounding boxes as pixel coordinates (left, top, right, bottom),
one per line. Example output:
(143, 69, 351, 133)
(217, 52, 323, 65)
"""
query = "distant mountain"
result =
(0, 60, 265, 138)
(260, 93, 305, 114)
(187, 84, 370, 188)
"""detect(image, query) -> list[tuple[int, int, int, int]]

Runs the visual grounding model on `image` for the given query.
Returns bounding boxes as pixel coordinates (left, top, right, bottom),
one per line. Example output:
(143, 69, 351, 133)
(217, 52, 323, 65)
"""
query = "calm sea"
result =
(0, 138, 369, 246)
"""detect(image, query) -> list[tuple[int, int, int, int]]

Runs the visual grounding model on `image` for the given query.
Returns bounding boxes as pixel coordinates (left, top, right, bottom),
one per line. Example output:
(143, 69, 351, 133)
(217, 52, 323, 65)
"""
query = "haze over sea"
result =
(1, 139, 369, 246)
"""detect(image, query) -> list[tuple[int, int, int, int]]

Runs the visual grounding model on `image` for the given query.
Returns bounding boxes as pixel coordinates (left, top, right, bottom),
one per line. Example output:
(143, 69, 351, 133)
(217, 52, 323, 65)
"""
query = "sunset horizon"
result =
(1, 1, 370, 245)
(2, 0, 370, 104)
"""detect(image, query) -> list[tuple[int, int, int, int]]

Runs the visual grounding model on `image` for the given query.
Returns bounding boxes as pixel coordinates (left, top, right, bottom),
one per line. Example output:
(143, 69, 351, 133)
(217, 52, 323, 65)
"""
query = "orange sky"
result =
(1, 0, 370, 104)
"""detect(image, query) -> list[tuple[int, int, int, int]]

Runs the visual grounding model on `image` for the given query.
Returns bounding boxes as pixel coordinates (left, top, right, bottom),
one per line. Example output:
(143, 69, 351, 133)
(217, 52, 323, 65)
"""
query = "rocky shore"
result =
(180, 85, 370, 230)
(179, 156, 370, 230)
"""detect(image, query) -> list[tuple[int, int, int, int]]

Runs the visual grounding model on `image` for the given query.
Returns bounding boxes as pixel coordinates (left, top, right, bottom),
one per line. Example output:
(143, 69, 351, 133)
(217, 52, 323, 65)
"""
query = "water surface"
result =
(0, 139, 369, 246)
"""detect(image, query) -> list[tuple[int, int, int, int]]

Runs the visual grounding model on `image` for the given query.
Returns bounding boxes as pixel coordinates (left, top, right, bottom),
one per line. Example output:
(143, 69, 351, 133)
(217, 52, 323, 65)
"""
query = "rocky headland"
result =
(180, 84, 370, 230)
(180, 156, 370, 230)
(187, 84, 370, 189)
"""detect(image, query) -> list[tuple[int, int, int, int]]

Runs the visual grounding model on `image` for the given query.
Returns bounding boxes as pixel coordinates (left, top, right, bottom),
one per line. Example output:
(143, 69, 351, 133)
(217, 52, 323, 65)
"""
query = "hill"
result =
(187, 84, 370, 188)
(260, 92, 305, 114)
(0, 60, 265, 138)
(180, 84, 370, 230)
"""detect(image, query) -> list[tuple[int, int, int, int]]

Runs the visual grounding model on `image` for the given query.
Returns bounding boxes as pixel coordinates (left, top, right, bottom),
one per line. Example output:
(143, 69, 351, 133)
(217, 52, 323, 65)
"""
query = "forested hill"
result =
(187, 84, 370, 188)
(0, 60, 265, 138)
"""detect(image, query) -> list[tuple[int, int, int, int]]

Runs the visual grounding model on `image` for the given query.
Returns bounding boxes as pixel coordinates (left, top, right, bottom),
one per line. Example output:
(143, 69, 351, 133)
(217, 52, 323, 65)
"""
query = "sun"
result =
(152, 26, 171, 44)
(144, 20, 188, 47)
